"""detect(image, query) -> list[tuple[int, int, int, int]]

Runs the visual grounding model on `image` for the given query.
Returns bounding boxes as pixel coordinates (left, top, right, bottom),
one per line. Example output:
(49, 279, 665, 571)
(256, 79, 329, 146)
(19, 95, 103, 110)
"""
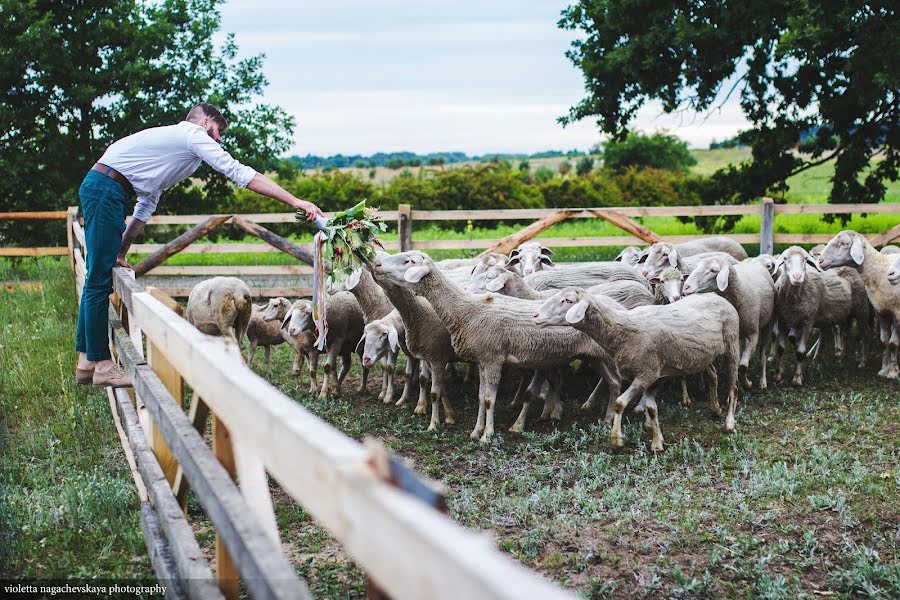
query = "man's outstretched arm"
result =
(246, 173, 323, 221)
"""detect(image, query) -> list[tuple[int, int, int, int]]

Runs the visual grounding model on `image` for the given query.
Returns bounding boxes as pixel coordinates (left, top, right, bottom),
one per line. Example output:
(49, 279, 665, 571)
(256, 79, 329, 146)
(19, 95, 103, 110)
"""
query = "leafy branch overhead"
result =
(559, 0, 899, 204)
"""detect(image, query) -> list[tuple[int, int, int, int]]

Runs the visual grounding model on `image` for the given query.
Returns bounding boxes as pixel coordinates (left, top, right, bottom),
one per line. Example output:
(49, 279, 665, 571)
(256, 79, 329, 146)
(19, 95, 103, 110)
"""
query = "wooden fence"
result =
(66, 220, 575, 599)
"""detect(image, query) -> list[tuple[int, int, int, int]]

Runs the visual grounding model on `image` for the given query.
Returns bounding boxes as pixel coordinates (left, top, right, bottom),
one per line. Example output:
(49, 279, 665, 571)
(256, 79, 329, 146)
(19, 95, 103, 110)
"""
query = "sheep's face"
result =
(508, 245, 553, 276)
(683, 257, 729, 295)
(533, 288, 588, 327)
(482, 265, 514, 294)
(262, 297, 291, 322)
(778, 247, 819, 286)
(640, 243, 678, 280)
(615, 246, 643, 267)
(470, 253, 507, 278)
(373, 251, 433, 288)
(659, 267, 685, 302)
(808, 244, 826, 260)
(283, 302, 313, 337)
(887, 255, 900, 285)
(818, 230, 864, 269)
(357, 322, 399, 368)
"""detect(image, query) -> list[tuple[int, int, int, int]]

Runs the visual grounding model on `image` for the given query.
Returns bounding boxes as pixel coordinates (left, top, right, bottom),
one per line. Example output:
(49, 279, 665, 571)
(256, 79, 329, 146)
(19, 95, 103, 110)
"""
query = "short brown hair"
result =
(186, 102, 228, 130)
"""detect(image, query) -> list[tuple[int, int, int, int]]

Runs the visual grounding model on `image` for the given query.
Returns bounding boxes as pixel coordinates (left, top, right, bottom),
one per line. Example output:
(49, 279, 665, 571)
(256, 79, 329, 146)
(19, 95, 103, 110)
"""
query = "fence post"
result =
(398, 204, 412, 252)
(760, 198, 775, 256)
(65, 206, 78, 274)
(213, 416, 240, 600)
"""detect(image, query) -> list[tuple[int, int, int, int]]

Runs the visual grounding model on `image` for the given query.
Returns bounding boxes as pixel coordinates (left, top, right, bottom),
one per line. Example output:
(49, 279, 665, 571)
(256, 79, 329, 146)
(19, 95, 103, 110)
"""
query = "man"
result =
(74, 102, 323, 388)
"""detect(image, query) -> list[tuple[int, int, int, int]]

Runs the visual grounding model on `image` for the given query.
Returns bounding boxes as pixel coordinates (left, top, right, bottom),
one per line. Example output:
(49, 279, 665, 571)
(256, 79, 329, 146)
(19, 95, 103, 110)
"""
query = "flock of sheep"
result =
(182, 230, 900, 451)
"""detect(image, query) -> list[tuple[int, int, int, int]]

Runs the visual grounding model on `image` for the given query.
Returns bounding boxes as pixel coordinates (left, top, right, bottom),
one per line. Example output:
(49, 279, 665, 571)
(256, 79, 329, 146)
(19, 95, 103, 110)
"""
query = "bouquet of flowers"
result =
(296, 200, 387, 350)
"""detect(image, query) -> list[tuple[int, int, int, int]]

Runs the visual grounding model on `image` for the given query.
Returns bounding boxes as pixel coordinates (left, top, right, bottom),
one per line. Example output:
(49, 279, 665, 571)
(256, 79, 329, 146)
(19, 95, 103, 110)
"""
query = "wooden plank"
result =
(587, 209, 662, 244)
(174, 397, 210, 511)
(0, 211, 68, 220)
(876, 223, 900, 246)
(760, 198, 775, 255)
(154, 287, 313, 299)
(109, 386, 225, 600)
(1, 281, 44, 293)
(231, 216, 326, 270)
(233, 441, 281, 545)
(72, 221, 86, 249)
(213, 416, 240, 600)
(147, 265, 314, 276)
(112, 266, 146, 317)
(66, 206, 78, 274)
(481, 209, 581, 255)
(398, 204, 412, 252)
(107, 387, 149, 503)
(772, 233, 885, 244)
(133, 215, 233, 277)
(123, 277, 574, 600)
(145, 211, 399, 225)
(147, 340, 182, 486)
(774, 203, 900, 215)
(139, 501, 189, 600)
(147, 286, 184, 316)
(0, 247, 68, 257)
(110, 330, 312, 599)
(130, 242, 405, 254)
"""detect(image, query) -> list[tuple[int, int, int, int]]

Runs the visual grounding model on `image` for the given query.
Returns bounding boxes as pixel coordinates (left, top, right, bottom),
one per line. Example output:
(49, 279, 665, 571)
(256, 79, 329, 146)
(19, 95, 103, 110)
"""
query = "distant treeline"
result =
(285, 149, 586, 170)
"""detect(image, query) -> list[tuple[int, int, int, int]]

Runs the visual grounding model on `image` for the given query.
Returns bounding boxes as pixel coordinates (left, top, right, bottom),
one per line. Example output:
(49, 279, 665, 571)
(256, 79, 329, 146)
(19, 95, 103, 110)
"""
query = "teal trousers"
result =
(74, 170, 129, 361)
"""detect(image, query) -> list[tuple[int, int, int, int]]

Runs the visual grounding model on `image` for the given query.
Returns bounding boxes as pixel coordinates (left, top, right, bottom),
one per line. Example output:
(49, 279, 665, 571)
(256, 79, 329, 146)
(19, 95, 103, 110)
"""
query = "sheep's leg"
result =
(413, 361, 431, 415)
(758, 321, 772, 391)
(247, 340, 258, 367)
(792, 324, 814, 387)
(479, 366, 502, 444)
(319, 349, 337, 397)
(643, 389, 664, 452)
(857, 320, 867, 369)
(464, 362, 476, 384)
(885, 324, 900, 379)
(380, 354, 396, 404)
(396, 357, 418, 406)
(509, 371, 544, 433)
(292, 353, 304, 377)
(877, 317, 891, 377)
(510, 373, 530, 407)
(354, 356, 367, 394)
(307, 351, 319, 393)
(427, 362, 448, 431)
(583, 378, 605, 413)
(680, 378, 692, 406)
(585, 360, 619, 424)
(539, 370, 562, 421)
(471, 365, 488, 440)
(774, 327, 787, 383)
(833, 325, 844, 359)
(706, 365, 720, 416)
(739, 331, 758, 390)
(264, 345, 272, 376)
(549, 370, 564, 421)
(610, 381, 647, 449)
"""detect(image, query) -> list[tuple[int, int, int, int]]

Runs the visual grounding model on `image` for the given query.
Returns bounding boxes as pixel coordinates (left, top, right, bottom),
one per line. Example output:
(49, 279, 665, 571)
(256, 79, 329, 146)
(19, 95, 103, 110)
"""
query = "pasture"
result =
(1, 257, 898, 598)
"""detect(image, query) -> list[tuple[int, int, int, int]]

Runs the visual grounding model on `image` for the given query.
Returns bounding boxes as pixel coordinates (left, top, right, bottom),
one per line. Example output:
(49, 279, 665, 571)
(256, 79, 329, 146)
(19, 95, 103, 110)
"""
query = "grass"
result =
(2, 257, 899, 599)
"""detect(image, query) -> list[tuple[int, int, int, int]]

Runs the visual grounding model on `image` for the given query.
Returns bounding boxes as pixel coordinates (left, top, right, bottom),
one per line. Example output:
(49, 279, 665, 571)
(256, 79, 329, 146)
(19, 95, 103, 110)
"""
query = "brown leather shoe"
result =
(74, 367, 95, 385)
(92, 364, 132, 388)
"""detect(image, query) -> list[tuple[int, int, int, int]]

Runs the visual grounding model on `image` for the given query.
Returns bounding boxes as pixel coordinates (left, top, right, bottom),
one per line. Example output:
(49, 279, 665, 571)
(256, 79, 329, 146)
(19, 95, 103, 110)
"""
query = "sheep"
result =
(185, 276, 252, 346)
(507, 241, 554, 276)
(357, 310, 406, 404)
(888, 255, 900, 285)
(373, 251, 621, 443)
(881, 245, 900, 255)
(649, 266, 686, 304)
(614, 246, 644, 267)
(809, 244, 827, 261)
(246, 297, 290, 374)
(750, 254, 779, 279)
(524, 262, 650, 291)
(266, 300, 320, 392)
(283, 291, 366, 397)
(818, 231, 900, 379)
(683, 253, 775, 389)
(470, 252, 510, 278)
(533, 288, 741, 451)
(774, 246, 869, 385)
(639, 238, 746, 280)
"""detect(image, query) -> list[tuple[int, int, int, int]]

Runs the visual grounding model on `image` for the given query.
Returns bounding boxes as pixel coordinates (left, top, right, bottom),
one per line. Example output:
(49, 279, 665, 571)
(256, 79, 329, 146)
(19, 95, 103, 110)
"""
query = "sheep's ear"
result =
(614, 250, 624, 262)
(668, 249, 678, 267)
(345, 268, 362, 290)
(485, 277, 505, 292)
(387, 326, 399, 352)
(404, 265, 430, 283)
(637, 251, 649, 264)
(355, 332, 366, 355)
(716, 268, 730, 291)
(850, 236, 865, 265)
(509, 249, 520, 259)
(507, 255, 521, 268)
(539, 255, 555, 267)
(565, 300, 588, 324)
(541, 247, 554, 256)
(281, 311, 293, 330)
(807, 255, 823, 272)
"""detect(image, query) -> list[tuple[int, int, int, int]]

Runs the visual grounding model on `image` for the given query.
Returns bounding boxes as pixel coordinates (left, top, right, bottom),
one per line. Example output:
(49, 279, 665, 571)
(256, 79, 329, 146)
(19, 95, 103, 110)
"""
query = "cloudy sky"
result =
(216, 0, 750, 156)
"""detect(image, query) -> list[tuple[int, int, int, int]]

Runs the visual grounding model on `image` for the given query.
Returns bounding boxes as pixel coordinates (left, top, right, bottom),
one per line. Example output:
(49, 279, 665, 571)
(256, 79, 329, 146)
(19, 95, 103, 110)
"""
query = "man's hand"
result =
(294, 199, 324, 221)
(115, 255, 133, 270)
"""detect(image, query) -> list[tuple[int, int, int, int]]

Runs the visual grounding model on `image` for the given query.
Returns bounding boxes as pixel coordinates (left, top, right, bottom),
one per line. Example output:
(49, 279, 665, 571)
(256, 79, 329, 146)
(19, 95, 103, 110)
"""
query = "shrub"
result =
(534, 166, 556, 184)
(558, 160, 572, 175)
(576, 156, 595, 176)
(603, 132, 697, 172)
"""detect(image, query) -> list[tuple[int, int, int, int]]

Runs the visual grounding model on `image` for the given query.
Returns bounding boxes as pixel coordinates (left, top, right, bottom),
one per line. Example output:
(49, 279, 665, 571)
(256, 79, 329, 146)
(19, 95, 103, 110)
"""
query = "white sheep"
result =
(507, 241, 554, 276)
(614, 246, 644, 267)
(880, 245, 900, 255)
(888, 255, 900, 285)
(818, 231, 900, 379)
(524, 261, 651, 291)
(683, 253, 775, 389)
(357, 310, 404, 404)
(533, 288, 741, 451)
(246, 297, 290, 374)
(185, 276, 252, 346)
(264, 300, 319, 392)
(639, 238, 747, 280)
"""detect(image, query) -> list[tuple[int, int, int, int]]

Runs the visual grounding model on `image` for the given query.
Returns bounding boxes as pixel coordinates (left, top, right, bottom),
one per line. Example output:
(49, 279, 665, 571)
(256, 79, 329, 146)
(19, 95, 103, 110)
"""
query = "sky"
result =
(216, 0, 751, 156)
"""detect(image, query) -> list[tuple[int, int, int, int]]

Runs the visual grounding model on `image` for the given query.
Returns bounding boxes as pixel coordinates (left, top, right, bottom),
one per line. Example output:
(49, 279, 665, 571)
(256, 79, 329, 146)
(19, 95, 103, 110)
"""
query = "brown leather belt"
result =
(91, 163, 134, 196)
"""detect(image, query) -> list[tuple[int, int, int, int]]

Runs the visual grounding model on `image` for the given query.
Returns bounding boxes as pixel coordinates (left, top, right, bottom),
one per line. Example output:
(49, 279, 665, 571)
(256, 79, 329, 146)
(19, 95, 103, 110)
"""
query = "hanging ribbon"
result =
(311, 230, 328, 351)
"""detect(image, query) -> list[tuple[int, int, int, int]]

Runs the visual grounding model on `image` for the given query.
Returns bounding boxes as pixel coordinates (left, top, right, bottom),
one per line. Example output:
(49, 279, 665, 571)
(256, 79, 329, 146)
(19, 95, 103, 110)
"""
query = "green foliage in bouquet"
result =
(297, 200, 388, 286)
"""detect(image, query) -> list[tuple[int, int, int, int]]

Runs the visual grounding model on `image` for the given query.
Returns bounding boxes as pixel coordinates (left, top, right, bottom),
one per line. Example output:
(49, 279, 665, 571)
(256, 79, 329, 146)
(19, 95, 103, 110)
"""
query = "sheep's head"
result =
(656, 266, 685, 302)
(481, 265, 517, 294)
(887, 255, 900, 285)
(282, 300, 313, 337)
(470, 252, 508, 278)
(750, 254, 778, 278)
(262, 297, 291, 322)
(808, 244, 827, 260)
(614, 246, 643, 267)
(466, 272, 489, 293)
(373, 250, 434, 288)
(640, 243, 678, 280)
(508, 243, 554, 276)
(683, 256, 731, 295)
(533, 287, 590, 327)
(777, 246, 821, 287)
(818, 230, 865, 270)
(356, 321, 399, 368)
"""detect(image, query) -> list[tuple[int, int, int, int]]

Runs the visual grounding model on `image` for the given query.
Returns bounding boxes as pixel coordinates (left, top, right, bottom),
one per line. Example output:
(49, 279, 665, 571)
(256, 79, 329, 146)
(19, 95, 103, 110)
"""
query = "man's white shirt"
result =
(98, 121, 257, 222)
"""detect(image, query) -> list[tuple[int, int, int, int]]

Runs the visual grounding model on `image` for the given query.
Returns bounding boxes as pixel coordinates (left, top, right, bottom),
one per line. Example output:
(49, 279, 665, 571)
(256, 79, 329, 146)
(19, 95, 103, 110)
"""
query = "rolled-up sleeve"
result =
(188, 130, 257, 187)
(133, 191, 161, 222)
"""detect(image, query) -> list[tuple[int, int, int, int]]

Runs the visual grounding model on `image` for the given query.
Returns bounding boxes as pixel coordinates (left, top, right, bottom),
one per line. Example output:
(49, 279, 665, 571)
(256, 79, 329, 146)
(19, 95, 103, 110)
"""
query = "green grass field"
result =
(1, 258, 898, 598)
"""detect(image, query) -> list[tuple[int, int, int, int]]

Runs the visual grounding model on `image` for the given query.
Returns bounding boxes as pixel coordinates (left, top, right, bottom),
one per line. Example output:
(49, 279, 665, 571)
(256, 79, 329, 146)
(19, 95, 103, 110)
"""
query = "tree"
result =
(559, 1, 899, 204)
(575, 155, 595, 176)
(603, 133, 697, 172)
(0, 0, 294, 245)
(558, 160, 572, 175)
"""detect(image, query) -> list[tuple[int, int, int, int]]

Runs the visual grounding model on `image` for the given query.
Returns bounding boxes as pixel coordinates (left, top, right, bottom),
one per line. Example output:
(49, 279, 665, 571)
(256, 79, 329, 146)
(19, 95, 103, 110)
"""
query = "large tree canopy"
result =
(559, 1, 899, 204)
(0, 0, 294, 243)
